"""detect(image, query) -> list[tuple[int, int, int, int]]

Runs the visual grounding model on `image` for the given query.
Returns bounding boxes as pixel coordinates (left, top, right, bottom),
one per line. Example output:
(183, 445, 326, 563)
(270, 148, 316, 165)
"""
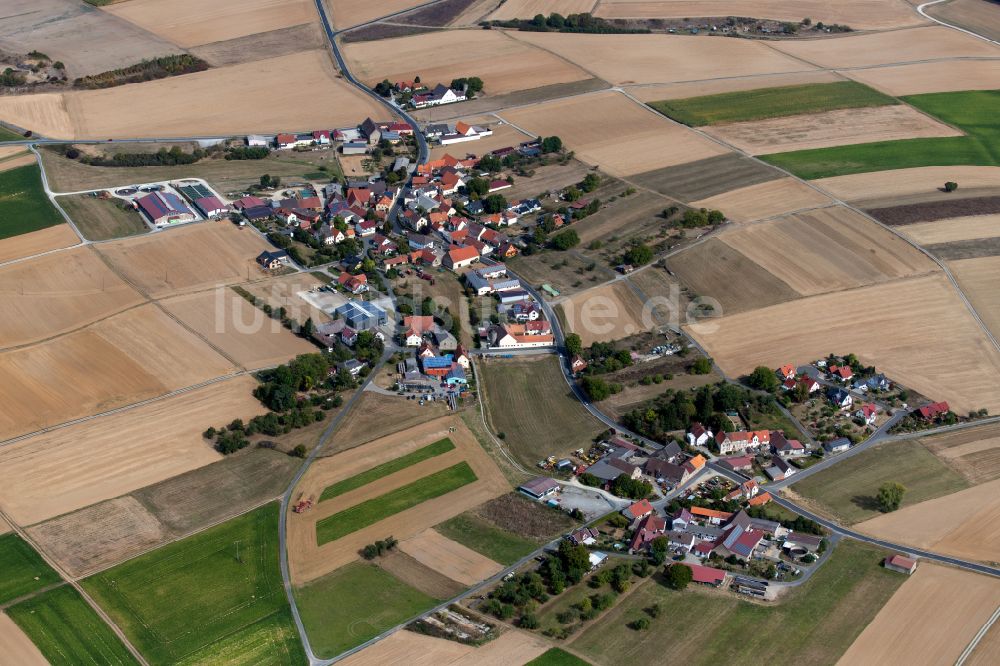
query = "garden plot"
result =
(105, 0, 317, 48)
(689, 273, 1000, 414)
(341, 30, 591, 97)
(0, 376, 262, 526)
(500, 92, 728, 177)
(692, 178, 832, 223)
(705, 105, 961, 155)
(507, 31, 814, 86)
(0, 246, 144, 349)
(96, 222, 272, 299)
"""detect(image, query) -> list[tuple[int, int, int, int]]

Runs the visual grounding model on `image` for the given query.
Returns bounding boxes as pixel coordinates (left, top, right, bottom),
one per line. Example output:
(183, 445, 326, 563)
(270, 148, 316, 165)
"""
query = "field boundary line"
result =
(0, 508, 150, 666)
(0, 295, 149, 354)
(499, 28, 611, 85)
(29, 145, 87, 243)
(956, 603, 1000, 665)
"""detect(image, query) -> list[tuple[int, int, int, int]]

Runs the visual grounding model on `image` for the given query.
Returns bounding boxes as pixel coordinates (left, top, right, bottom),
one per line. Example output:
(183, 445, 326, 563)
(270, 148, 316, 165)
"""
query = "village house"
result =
(685, 563, 728, 587)
(855, 403, 878, 425)
(823, 437, 851, 454)
(716, 430, 770, 456)
(487, 322, 554, 349)
(402, 315, 435, 347)
(776, 364, 796, 380)
(827, 387, 854, 410)
(255, 250, 288, 270)
(337, 272, 368, 295)
(717, 455, 754, 473)
(771, 432, 806, 457)
(444, 245, 479, 271)
(686, 422, 713, 447)
(884, 554, 918, 575)
(568, 527, 600, 547)
(765, 455, 796, 481)
(917, 401, 950, 421)
(629, 514, 668, 553)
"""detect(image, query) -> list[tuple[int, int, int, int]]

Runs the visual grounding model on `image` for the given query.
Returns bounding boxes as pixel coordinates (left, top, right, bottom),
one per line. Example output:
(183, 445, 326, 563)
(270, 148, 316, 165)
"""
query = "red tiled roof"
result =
(684, 563, 727, 584)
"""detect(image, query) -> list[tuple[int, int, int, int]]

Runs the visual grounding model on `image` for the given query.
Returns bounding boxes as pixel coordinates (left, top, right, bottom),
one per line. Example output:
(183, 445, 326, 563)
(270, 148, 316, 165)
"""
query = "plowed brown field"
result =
(838, 564, 1000, 666)
(96, 223, 272, 299)
(692, 178, 832, 223)
(288, 416, 508, 584)
(400, 529, 503, 586)
(106, 0, 317, 48)
(705, 105, 961, 155)
(594, 0, 926, 30)
(689, 273, 1000, 414)
(720, 206, 938, 295)
(0, 226, 79, 265)
(500, 92, 728, 176)
(0, 304, 235, 443)
(341, 30, 590, 96)
(162, 290, 316, 370)
(0, 247, 144, 349)
(0, 376, 262, 525)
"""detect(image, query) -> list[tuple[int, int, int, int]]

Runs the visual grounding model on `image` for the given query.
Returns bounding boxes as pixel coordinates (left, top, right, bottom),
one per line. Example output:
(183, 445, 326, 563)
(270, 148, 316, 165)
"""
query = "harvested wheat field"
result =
(815, 166, 1000, 206)
(96, 222, 272, 299)
(0, 304, 234, 442)
(928, 0, 1000, 42)
(338, 627, 549, 666)
(400, 529, 503, 586)
(342, 30, 589, 97)
(0, 150, 35, 173)
(508, 31, 812, 85)
(0, 93, 74, 140)
(921, 421, 1000, 486)
(487, 0, 596, 21)
(950, 256, 1000, 343)
(0, 614, 47, 666)
(595, 0, 926, 30)
(0, 247, 144, 349)
(328, 0, 427, 28)
(288, 416, 508, 583)
(721, 206, 938, 296)
(0, 0, 184, 77)
(500, 92, 728, 176)
(430, 121, 531, 161)
(162, 290, 316, 370)
(0, 376, 262, 525)
(560, 280, 651, 345)
(705, 105, 961, 155)
(692, 178, 832, 223)
(769, 26, 1000, 70)
(846, 60, 1000, 96)
(62, 50, 386, 139)
(667, 238, 800, 315)
(627, 71, 843, 102)
(900, 214, 1000, 245)
(690, 273, 1000, 414)
(0, 225, 79, 265)
(839, 564, 1000, 666)
(106, 0, 316, 48)
(26, 497, 168, 578)
(968, 622, 1000, 666)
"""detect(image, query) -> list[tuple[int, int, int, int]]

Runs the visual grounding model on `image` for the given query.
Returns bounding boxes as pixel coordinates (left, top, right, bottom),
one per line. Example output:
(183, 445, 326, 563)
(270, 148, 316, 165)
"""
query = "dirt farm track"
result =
(287, 416, 509, 584)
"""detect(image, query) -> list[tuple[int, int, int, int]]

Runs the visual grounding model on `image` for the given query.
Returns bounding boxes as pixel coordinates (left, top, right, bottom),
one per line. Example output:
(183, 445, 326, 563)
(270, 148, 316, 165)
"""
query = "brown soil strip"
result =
(376, 550, 466, 600)
(630, 153, 783, 202)
(867, 196, 1000, 226)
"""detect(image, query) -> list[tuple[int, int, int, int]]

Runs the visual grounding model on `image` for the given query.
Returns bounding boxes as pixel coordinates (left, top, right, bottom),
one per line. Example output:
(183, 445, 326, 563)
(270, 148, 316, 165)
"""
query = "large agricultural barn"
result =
(336, 300, 388, 329)
(135, 191, 197, 227)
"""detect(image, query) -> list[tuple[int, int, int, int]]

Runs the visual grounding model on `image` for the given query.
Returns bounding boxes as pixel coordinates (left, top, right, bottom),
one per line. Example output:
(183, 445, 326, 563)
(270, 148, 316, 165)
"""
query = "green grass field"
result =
(649, 81, 897, 126)
(793, 439, 969, 524)
(295, 562, 439, 659)
(0, 125, 24, 141)
(0, 164, 64, 240)
(527, 648, 593, 666)
(572, 540, 904, 665)
(316, 462, 478, 545)
(434, 513, 539, 565)
(83, 503, 306, 665)
(7, 586, 139, 666)
(0, 533, 62, 605)
(319, 438, 455, 502)
(57, 194, 149, 241)
(762, 89, 1000, 178)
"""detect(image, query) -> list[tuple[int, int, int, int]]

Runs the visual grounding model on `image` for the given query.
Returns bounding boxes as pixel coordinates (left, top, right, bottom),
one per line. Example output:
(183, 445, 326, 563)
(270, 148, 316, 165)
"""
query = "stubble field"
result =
(838, 564, 1000, 665)
(397, 528, 503, 586)
(846, 60, 1000, 96)
(950, 255, 1000, 341)
(500, 92, 728, 177)
(288, 416, 509, 584)
(486, 0, 596, 21)
(0, 246, 143, 349)
(105, 0, 317, 48)
(899, 214, 1000, 245)
(341, 30, 591, 96)
(689, 273, 1000, 414)
(0, 614, 48, 666)
(507, 31, 813, 85)
(705, 105, 962, 155)
(926, 0, 1000, 42)
(337, 628, 550, 666)
(692, 177, 832, 223)
(0, 376, 263, 526)
(0, 226, 79, 265)
(162, 290, 317, 370)
(920, 420, 1000, 487)
(718, 206, 938, 296)
(815, 166, 1000, 207)
(560, 280, 652, 344)
(327, 0, 428, 28)
(95, 223, 272, 298)
(628, 71, 843, 103)
(593, 0, 926, 30)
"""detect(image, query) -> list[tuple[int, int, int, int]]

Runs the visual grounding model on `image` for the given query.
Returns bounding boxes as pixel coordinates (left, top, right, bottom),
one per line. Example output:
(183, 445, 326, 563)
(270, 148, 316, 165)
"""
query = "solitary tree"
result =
(877, 481, 906, 512)
(944, 181, 958, 192)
